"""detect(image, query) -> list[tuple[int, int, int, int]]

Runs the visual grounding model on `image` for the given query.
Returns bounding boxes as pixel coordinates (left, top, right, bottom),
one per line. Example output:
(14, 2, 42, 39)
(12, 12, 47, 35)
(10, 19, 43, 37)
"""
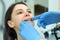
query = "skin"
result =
(7, 4, 34, 40)
(7, 4, 44, 40)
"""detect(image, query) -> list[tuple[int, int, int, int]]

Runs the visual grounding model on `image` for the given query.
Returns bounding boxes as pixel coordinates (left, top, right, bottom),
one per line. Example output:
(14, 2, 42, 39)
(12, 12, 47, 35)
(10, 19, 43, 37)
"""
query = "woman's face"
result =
(8, 4, 34, 30)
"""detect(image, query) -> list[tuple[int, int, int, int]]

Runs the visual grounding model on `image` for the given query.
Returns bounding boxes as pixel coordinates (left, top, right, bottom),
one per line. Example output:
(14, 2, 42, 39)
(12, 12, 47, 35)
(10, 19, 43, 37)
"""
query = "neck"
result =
(14, 28, 23, 40)
(17, 33, 23, 40)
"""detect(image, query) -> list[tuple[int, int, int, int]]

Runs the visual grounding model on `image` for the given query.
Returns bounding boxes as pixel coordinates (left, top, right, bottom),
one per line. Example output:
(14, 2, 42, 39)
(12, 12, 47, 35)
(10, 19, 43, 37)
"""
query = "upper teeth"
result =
(24, 18, 31, 21)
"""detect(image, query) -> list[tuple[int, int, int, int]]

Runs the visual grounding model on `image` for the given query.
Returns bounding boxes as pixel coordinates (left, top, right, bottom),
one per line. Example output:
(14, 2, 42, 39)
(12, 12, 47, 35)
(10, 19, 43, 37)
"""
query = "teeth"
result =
(24, 18, 32, 21)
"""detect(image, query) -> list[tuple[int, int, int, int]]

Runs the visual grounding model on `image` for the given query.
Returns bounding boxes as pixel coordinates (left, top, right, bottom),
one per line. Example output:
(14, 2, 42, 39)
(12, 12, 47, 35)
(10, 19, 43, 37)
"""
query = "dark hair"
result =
(4, 2, 27, 40)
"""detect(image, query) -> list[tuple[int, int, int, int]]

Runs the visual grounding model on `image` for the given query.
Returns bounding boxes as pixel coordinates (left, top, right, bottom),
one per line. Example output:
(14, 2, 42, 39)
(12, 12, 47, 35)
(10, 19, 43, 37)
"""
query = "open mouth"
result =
(24, 18, 32, 21)
(24, 18, 34, 25)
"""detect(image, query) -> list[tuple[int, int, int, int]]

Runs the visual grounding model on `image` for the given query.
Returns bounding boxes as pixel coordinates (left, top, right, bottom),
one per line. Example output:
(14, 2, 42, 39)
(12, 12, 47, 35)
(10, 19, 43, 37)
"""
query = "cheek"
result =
(12, 14, 25, 28)
(30, 14, 33, 17)
(12, 13, 33, 29)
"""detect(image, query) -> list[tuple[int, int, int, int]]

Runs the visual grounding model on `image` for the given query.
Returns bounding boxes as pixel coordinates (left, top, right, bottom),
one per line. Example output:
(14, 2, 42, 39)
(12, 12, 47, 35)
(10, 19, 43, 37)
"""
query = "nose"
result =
(25, 13, 30, 17)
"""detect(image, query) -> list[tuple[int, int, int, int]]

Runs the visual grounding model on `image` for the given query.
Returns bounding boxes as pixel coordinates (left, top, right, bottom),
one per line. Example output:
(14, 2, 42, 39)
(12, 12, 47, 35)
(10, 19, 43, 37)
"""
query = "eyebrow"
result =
(16, 9, 22, 12)
(16, 9, 30, 12)
(27, 9, 30, 10)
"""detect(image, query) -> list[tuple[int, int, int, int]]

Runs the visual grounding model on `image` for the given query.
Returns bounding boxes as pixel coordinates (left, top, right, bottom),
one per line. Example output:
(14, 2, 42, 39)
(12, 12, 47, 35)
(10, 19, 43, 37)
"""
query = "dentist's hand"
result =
(19, 21, 41, 40)
(32, 11, 60, 29)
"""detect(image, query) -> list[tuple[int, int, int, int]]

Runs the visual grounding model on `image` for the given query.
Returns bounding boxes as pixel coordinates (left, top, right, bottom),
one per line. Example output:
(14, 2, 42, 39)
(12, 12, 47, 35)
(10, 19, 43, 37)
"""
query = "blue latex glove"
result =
(32, 11, 60, 29)
(19, 21, 41, 40)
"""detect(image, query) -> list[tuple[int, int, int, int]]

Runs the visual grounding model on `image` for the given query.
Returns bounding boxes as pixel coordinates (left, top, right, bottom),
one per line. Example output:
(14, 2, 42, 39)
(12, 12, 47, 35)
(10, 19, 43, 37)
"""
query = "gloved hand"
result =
(19, 21, 41, 40)
(32, 11, 60, 29)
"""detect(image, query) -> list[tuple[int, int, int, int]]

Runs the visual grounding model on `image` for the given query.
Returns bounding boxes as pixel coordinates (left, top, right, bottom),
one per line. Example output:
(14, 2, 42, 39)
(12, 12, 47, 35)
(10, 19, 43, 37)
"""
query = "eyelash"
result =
(17, 12, 23, 14)
(28, 11, 31, 13)
(17, 11, 31, 14)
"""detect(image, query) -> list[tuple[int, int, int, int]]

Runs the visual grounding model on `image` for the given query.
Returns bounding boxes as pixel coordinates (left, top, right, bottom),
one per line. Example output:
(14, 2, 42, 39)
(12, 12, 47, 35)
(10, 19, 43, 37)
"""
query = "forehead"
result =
(13, 4, 29, 11)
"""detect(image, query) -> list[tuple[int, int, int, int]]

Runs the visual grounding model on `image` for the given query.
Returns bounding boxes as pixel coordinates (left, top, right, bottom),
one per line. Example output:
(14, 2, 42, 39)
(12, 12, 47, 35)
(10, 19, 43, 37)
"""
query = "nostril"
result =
(25, 15, 27, 17)
(25, 14, 30, 16)
(26, 15, 27, 16)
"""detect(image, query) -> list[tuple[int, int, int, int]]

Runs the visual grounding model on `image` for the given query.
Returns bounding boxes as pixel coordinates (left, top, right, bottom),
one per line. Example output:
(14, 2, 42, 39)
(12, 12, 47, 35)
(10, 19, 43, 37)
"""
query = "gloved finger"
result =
(31, 12, 48, 21)
(20, 21, 26, 27)
(20, 21, 31, 30)
(19, 21, 26, 31)
(31, 14, 42, 21)
(37, 19, 41, 27)
(41, 23, 46, 29)
(37, 19, 46, 29)
(20, 21, 34, 30)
